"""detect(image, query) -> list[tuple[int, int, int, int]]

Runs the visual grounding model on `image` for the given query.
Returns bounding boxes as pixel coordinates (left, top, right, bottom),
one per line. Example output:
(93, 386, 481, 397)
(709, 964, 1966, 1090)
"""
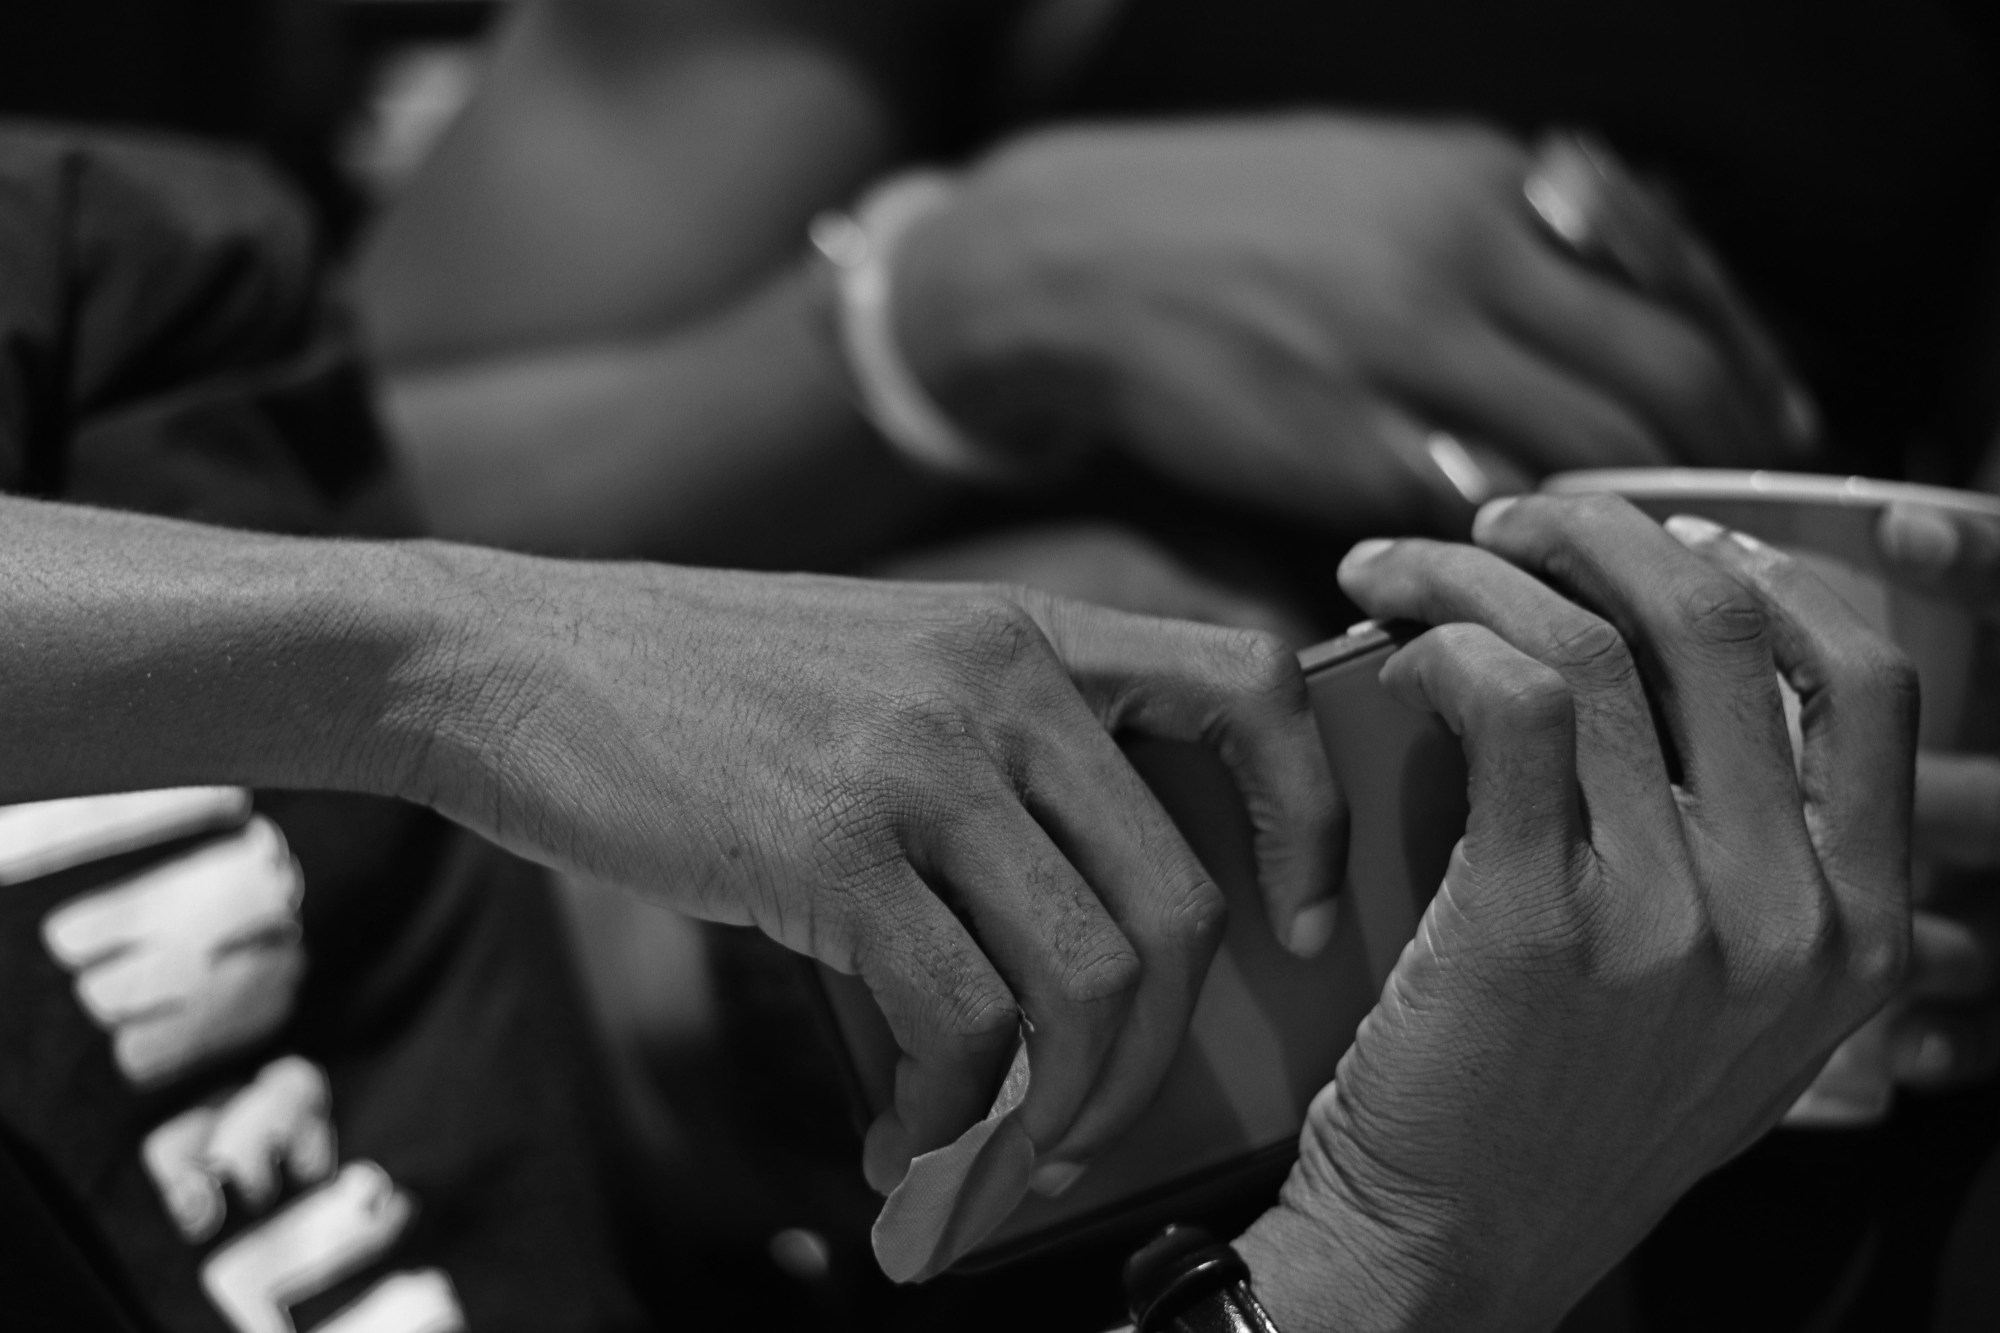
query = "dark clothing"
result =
(0, 0, 358, 236)
(0, 126, 646, 1333)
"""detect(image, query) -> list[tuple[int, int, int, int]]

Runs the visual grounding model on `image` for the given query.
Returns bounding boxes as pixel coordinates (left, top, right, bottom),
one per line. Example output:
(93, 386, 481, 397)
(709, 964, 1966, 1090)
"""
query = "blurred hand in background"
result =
(897, 117, 1813, 529)
(360, 3, 1814, 570)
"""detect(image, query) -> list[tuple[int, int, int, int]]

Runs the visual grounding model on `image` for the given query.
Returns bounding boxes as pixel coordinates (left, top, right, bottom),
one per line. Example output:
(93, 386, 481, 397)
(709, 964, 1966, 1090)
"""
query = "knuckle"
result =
(1219, 627, 1306, 707)
(934, 965, 1020, 1044)
(1484, 661, 1574, 732)
(1054, 936, 1143, 1011)
(1542, 613, 1639, 688)
(839, 696, 976, 806)
(1156, 869, 1230, 957)
(947, 590, 1050, 676)
(1674, 578, 1770, 652)
(894, 690, 982, 757)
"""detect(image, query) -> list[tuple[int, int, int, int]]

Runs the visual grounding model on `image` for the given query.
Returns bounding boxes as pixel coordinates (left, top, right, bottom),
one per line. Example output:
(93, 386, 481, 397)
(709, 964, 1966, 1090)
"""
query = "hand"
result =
(895, 117, 1810, 531)
(399, 552, 1343, 1192)
(1874, 500, 2000, 1087)
(1234, 495, 1914, 1331)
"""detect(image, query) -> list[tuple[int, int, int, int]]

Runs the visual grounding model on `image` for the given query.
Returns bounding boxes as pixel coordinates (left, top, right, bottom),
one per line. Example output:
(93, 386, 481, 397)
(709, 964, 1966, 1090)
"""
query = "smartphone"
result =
(810, 622, 1470, 1269)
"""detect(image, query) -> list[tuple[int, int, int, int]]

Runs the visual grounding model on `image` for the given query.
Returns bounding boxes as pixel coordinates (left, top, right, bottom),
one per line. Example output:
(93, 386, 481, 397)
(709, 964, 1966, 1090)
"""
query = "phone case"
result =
(810, 623, 1469, 1270)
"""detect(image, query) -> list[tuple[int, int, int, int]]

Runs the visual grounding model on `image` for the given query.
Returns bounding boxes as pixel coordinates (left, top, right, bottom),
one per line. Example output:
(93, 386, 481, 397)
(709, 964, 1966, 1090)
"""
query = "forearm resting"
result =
(0, 496, 465, 806)
(377, 264, 948, 567)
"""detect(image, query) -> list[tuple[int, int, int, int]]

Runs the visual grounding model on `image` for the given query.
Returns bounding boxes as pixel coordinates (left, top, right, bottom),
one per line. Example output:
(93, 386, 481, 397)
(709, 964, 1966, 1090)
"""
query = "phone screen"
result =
(813, 625, 1468, 1268)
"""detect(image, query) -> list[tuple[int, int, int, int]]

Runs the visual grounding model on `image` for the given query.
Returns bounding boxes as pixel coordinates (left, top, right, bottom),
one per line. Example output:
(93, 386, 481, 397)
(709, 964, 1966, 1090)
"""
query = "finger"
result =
(1020, 593, 1346, 959)
(1889, 1002, 2000, 1090)
(851, 868, 1023, 1193)
(1905, 910, 1992, 1002)
(910, 781, 1143, 1170)
(1385, 321, 1674, 474)
(1377, 622, 1583, 873)
(1473, 497, 1809, 900)
(1877, 502, 2000, 617)
(1484, 232, 1781, 467)
(1521, 131, 1816, 456)
(1591, 166, 1817, 455)
(1916, 752, 2000, 867)
(1664, 514, 1918, 947)
(1336, 534, 1679, 853)
(1009, 721, 1229, 1179)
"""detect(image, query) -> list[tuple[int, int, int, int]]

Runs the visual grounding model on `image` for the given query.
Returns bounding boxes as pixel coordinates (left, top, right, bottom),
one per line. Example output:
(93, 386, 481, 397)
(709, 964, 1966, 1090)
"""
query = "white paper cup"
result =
(1544, 469, 2000, 1126)
(1545, 470, 2000, 748)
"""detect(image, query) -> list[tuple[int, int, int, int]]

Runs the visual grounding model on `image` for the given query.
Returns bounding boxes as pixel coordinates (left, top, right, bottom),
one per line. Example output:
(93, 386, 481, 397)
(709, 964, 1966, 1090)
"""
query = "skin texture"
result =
(1234, 495, 1916, 1331)
(356, 0, 1803, 564)
(1873, 500, 2000, 1087)
(0, 493, 1342, 1192)
(0, 488, 1924, 1324)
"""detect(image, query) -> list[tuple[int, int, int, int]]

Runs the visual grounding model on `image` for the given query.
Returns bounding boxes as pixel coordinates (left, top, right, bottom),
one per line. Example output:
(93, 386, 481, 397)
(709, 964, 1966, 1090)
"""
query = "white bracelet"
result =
(809, 171, 1019, 483)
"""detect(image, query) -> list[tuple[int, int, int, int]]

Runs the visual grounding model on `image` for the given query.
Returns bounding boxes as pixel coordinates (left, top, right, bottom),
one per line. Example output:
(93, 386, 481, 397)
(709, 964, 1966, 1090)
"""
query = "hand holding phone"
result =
(823, 619, 1468, 1275)
(1236, 496, 1915, 1332)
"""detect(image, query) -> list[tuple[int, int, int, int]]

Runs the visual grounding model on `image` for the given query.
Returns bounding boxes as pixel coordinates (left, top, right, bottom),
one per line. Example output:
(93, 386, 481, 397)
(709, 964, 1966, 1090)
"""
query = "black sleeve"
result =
(0, 1120, 160, 1333)
(0, 123, 408, 530)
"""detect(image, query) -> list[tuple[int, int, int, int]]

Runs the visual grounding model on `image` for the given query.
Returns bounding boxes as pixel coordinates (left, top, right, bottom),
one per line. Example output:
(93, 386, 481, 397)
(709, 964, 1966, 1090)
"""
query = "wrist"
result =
(223, 535, 494, 806)
(890, 170, 1111, 468)
(346, 539, 562, 819)
(1235, 1129, 1500, 1333)
(1235, 1203, 1437, 1333)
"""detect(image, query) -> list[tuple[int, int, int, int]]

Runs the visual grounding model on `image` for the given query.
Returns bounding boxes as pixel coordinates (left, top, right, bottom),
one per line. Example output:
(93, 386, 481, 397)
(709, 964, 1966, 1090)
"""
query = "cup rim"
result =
(1544, 468, 2000, 518)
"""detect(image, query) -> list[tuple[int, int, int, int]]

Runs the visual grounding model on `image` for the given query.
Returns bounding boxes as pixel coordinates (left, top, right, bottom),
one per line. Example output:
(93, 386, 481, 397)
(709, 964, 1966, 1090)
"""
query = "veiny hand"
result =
(1234, 495, 1914, 1332)
(400, 552, 1343, 1193)
(896, 116, 1809, 531)
(1873, 500, 2000, 1087)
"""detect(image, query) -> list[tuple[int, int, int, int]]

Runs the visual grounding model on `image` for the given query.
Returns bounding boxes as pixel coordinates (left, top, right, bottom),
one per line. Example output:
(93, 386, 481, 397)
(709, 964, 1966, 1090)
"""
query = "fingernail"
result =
(1664, 514, 1725, 546)
(1471, 496, 1518, 543)
(1780, 384, 1821, 449)
(1880, 505, 1959, 578)
(1890, 1028, 1953, 1082)
(1287, 899, 1339, 959)
(1031, 1160, 1086, 1197)
(1729, 529, 1769, 553)
(1341, 538, 1394, 570)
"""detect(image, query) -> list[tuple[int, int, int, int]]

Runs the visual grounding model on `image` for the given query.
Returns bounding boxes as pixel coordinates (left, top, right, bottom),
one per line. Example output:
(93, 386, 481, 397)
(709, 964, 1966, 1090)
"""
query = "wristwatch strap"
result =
(1124, 1225, 1284, 1333)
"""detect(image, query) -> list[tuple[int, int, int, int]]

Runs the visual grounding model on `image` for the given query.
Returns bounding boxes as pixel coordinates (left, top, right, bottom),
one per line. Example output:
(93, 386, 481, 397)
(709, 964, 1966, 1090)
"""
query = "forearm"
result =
(0, 496, 461, 806)
(377, 261, 951, 567)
